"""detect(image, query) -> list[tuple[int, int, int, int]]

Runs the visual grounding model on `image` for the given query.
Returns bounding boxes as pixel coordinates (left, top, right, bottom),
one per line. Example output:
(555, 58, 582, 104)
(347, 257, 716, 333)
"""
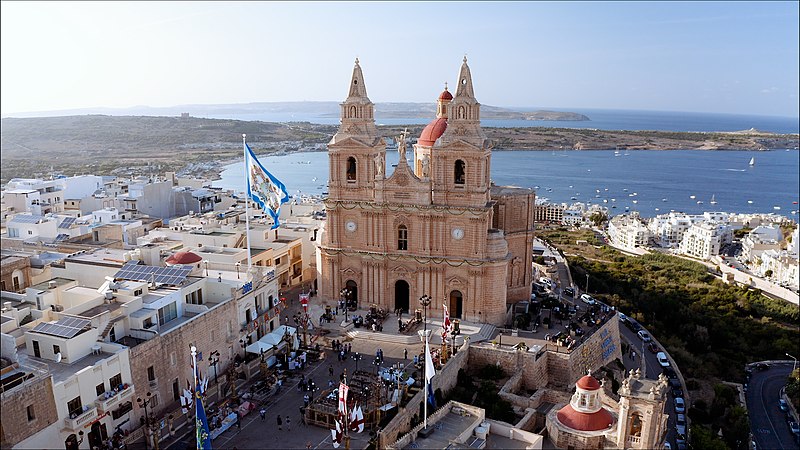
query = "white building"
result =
(4, 178, 66, 215)
(608, 214, 652, 250)
(741, 224, 783, 264)
(679, 222, 730, 260)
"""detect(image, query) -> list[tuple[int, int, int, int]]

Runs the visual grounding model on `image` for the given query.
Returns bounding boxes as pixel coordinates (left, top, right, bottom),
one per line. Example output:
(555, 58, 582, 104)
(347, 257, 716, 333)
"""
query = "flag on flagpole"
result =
(192, 352, 212, 450)
(245, 143, 289, 229)
(425, 339, 437, 408)
(443, 304, 451, 333)
(299, 293, 310, 313)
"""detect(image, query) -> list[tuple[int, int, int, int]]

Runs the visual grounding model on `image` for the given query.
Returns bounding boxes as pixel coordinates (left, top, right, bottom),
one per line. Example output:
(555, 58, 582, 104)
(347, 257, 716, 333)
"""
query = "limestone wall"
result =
(0, 375, 58, 447)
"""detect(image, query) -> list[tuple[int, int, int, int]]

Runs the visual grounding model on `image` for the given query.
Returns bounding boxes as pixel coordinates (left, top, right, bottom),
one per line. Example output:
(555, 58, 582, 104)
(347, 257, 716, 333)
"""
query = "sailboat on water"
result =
(749, 157, 755, 166)
(710, 194, 718, 205)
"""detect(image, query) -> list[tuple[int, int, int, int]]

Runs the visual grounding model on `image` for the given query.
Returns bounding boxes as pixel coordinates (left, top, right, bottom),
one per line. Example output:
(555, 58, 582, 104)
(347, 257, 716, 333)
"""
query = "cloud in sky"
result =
(1, 1, 798, 117)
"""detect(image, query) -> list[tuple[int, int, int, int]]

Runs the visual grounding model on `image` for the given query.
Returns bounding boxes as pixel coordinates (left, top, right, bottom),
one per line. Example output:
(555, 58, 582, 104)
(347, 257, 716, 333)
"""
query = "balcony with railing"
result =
(95, 383, 135, 413)
(64, 405, 98, 430)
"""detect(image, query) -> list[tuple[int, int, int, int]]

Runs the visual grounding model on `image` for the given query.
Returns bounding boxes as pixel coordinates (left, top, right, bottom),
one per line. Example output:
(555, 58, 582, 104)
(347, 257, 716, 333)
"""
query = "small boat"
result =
(632, 200, 638, 204)
(655, 208, 660, 211)
(774, 206, 781, 210)
(697, 201, 703, 205)
(603, 199, 608, 203)
(662, 198, 668, 202)
(571, 197, 577, 201)
(749, 157, 755, 166)
(710, 195, 717, 205)
(747, 200, 754, 204)
(612, 205, 617, 209)
(690, 195, 696, 199)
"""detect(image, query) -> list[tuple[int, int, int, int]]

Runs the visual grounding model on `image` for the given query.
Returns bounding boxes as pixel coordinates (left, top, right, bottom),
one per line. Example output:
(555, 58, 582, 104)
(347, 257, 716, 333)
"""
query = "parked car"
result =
(780, 398, 789, 411)
(647, 342, 659, 354)
(673, 388, 684, 399)
(580, 293, 596, 305)
(563, 287, 575, 298)
(674, 397, 686, 413)
(669, 378, 682, 389)
(618, 312, 628, 323)
(675, 414, 687, 436)
(638, 330, 652, 343)
(656, 351, 670, 368)
(789, 421, 800, 440)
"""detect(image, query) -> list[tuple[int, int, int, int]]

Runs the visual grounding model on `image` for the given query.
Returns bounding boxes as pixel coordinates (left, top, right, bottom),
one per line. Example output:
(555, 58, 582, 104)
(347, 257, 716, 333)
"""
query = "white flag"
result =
(425, 340, 436, 382)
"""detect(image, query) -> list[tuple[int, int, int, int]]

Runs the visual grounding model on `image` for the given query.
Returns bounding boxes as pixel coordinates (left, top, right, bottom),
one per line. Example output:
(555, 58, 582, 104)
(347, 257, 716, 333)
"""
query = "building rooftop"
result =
(16, 342, 121, 384)
(30, 277, 75, 291)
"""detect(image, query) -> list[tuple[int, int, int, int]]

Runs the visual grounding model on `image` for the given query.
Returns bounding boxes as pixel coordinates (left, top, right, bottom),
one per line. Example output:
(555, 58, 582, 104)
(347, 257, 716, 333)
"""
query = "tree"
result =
(589, 212, 608, 227)
(764, 269, 773, 278)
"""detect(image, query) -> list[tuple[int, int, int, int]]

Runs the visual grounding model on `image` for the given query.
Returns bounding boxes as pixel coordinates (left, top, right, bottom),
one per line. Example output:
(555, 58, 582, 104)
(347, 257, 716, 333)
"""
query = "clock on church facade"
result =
(315, 58, 536, 326)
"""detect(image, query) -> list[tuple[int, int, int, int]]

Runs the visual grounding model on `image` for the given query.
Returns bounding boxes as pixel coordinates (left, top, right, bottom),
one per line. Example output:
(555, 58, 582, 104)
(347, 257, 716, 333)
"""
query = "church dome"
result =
(577, 375, 601, 391)
(556, 404, 614, 432)
(165, 251, 202, 265)
(418, 117, 448, 147)
(438, 87, 453, 101)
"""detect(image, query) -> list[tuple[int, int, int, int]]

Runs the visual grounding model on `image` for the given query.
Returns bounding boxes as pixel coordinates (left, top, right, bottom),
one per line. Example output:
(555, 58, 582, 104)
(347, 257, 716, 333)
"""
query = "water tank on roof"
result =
(474, 426, 487, 440)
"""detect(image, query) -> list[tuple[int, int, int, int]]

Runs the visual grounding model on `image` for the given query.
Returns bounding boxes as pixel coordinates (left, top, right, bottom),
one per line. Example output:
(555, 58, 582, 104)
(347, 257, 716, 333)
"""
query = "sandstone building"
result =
(317, 59, 535, 325)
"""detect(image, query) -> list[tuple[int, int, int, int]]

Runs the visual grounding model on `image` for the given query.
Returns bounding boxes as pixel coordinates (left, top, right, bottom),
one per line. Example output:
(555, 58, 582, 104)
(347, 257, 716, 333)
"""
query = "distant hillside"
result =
(4, 101, 590, 122)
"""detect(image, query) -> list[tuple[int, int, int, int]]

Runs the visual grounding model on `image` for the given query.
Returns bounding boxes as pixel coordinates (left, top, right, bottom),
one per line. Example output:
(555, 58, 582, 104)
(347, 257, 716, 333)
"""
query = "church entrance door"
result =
(345, 280, 358, 310)
(394, 280, 409, 313)
(449, 290, 463, 319)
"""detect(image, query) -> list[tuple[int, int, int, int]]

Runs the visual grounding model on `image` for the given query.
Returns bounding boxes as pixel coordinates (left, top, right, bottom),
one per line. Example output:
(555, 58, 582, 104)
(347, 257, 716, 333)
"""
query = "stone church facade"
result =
(316, 58, 535, 325)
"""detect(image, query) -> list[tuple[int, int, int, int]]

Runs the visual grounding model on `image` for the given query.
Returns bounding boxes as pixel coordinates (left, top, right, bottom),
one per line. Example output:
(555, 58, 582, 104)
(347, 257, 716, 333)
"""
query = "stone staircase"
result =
(98, 316, 124, 341)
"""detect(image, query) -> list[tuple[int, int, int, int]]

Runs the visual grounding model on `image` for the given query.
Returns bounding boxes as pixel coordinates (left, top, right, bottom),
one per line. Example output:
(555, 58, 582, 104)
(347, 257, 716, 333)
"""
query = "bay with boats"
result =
(213, 148, 800, 217)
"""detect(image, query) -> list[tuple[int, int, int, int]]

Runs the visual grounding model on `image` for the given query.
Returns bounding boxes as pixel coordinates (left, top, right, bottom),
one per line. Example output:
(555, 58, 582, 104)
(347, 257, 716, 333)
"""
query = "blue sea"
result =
(213, 149, 800, 218)
(200, 108, 799, 134)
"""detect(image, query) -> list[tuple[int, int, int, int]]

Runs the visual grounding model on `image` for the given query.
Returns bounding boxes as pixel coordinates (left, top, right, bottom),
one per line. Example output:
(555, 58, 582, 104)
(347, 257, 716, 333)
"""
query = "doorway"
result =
(394, 280, 410, 313)
(345, 280, 358, 310)
(449, 290, 463, 319)
(87, 421, 108, 449)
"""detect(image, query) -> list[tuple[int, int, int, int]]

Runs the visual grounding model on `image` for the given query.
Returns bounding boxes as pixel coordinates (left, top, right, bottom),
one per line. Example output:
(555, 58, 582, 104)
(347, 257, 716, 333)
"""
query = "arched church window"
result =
(629, 412, 643, 437)
(346, 157, 357, 182)
(397, 225, 408, 251)
(454, 160, 465, 185)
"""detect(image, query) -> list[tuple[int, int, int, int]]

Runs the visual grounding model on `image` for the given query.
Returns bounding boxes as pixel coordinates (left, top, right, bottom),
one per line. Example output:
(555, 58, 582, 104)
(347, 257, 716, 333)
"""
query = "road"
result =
(746, 362, 796, 450)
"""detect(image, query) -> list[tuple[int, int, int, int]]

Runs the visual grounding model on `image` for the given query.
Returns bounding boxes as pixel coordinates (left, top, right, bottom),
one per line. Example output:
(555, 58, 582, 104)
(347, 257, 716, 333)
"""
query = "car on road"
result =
(669, 378, 681, 389)
(663, 367, 678, 379)
(580, 293, 596, 305)
(618, 312, 628, 322)
(755, 362, 770, 371)
(674, 397, 686, 413)
(638, 330, 652, 342)
(647, 342, 659, 353)
(780, 398, 789, 411)
(657, 351, 670, 368)
(676, 435, 688, 450)
(563, 287, 574, 298)
(675, 413, 687, 436)
(673, 387, 684, 399)
(789, 421, 800, 440)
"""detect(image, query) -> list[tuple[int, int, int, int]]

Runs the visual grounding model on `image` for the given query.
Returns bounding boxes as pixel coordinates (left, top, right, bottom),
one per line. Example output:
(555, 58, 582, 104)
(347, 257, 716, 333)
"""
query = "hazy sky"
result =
(2, 1, 798, 117)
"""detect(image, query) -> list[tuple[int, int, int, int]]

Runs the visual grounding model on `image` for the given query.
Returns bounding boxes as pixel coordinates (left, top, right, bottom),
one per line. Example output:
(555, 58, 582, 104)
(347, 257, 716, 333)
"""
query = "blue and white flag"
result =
(245, 143, 289, 229)
(425, 339, 437, 408)
(195, 390, 212, 450)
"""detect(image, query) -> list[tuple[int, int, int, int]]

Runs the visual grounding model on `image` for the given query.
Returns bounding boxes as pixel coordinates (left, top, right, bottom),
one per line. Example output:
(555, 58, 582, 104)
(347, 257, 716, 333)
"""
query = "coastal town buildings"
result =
(678, 221, 731, 260)
(608, 213, 652, 250)
(316, 58, 535, 325)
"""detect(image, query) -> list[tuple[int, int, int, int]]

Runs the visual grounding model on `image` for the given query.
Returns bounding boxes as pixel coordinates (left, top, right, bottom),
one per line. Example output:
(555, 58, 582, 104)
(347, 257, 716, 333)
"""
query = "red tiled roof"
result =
(438, 88, 453, 101)
(165, 251, 202, 265)
(418, 117, 448, 147)
(577, 375, 601, 390)
(556, 404, 614, 432)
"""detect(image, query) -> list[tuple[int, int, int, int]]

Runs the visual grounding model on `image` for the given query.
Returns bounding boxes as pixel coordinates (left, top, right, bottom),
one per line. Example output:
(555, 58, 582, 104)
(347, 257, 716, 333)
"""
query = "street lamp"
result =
(419, 294, 431, 338)
(204, 260, 209, 277)
(340, 288, 352, 322)
(787, 352, 798, 372)
(235, 262, 241, 279)
(208, 351, 220, 385)
(137, 392, 158, 450)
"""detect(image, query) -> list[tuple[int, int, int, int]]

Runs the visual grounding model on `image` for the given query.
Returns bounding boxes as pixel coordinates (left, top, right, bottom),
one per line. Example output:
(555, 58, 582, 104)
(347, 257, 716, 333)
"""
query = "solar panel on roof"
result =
(114, 262, 191, 286)
(58, 217, 77, 228)
(31, 319, 89, 339)
(54, 234, 69, 242)
(59, 316, 91, 329)
(11, 215, 45, 224)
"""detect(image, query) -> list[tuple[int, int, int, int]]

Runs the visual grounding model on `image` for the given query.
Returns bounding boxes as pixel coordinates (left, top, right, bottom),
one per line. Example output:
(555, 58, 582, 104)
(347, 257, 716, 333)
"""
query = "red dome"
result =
(165, 251, 202, 265)
(576, 375, 601, 391)
(438, 88, 453, 101)
(556, 404, 614, 432)
(418, 117, 448, 147)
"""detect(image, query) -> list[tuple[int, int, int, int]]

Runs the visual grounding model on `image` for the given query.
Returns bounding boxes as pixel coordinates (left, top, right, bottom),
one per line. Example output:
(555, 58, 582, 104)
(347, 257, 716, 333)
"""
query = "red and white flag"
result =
(442, 303, 452, 334)
(349, 403, 365, 433)
(300, 293, 310, 313)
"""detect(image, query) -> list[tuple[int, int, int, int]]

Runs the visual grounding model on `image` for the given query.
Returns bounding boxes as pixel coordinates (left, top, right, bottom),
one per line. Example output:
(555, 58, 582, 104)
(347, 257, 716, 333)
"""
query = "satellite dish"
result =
(55, 352, 62, 363)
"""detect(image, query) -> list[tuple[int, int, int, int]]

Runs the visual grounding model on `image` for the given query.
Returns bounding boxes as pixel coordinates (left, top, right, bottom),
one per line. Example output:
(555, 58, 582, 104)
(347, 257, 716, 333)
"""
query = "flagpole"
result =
(190, 345, 198, 450)
(423, 332, 428, 431)
(242, 134, 253, 271)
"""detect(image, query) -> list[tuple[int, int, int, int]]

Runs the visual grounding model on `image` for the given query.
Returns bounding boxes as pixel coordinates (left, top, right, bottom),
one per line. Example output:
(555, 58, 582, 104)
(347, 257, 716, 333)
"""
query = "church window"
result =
(397, 225, 408, 251)
(579, 394, 587, 407)
(458, 105, 466, 119)
(454, 160, 465, 185)
(629, 413, 643, 437)
(346, 157, 357, 182)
